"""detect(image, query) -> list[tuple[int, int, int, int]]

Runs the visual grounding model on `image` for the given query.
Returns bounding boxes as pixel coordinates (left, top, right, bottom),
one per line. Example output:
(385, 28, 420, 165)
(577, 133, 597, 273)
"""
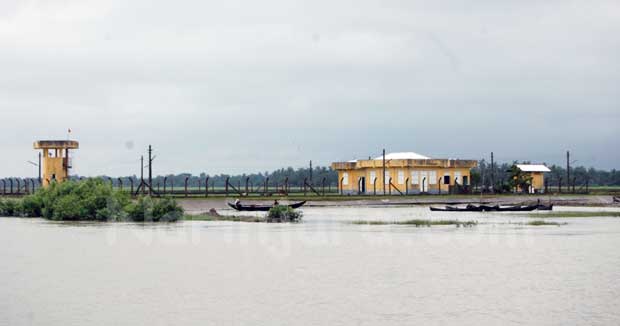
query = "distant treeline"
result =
(3, 163, 620, 190)
(472, 160, 620, 189)
(95, 166, 339, 188)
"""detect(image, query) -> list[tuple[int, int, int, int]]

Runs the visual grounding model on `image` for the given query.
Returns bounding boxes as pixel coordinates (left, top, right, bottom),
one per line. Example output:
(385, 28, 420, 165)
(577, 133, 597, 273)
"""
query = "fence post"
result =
(130, 178, 134, 196)
(371, 178, 375, 196)
(264, 178, 269, 195)
(185, 177, 189, 197)
(339, 177, 344, 195)
(1, 179, 5, 195)
(16, 179, 21, 195)
(322, 177, 326, 196)
(225, 177, 230, 196)
(405, 178, 409, 195)
(205, 177, 209, 197)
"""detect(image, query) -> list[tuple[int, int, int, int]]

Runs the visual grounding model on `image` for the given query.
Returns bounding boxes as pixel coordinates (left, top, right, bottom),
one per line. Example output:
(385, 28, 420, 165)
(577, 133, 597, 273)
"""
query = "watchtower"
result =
(33, 140, 80, 187)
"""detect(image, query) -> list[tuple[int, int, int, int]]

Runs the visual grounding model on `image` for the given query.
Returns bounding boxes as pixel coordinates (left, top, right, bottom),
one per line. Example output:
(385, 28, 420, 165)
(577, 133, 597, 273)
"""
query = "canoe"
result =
(496, 205, 538, 212)
(430, 204, 549, 212)
(228, 201, 307, 212)
(430, 204, 485, 212)
(535, 204, 553, 211)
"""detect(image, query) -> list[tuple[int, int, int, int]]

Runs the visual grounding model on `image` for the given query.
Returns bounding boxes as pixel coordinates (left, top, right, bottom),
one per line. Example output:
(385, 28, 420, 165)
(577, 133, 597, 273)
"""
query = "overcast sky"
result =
(1, 0, 618, 177)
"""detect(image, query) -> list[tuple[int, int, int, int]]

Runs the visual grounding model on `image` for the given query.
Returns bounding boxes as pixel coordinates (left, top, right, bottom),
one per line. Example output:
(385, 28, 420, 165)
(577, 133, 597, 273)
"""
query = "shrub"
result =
(152, 197, 183, 222)
(3, 178, 183, 222)
(267, 205, 302, 223)
(20, 195, 43, 217)
(0, 199, 20, 217)
(126, 196, 154, 222)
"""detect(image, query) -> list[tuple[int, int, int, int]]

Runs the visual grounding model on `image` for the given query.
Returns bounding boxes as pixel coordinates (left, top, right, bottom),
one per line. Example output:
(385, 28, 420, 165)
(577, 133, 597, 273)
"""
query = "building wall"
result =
(530, 172, 545, 191)
(41, 149, 69, 187)
(338, 167, 473, 195)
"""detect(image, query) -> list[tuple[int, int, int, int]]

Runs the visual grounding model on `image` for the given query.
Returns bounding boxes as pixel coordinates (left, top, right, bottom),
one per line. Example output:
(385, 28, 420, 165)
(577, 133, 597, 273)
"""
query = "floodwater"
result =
(1, 206, 620, 326)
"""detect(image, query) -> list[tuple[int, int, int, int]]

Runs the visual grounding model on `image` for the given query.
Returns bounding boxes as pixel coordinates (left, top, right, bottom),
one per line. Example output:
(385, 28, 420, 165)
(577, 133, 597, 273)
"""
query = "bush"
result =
(0, 199, 20, 217)
(152, 197, 183, 222)
(267, 205, 302, 223)
(3, 178, 183, 222)
(20, 195, 43, 217)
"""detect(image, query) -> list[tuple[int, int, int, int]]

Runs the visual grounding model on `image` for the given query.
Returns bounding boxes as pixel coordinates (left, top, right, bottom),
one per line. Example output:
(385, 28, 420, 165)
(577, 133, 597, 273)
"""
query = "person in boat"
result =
(273, 200, 279, 206)
(234, 199, 242, 209)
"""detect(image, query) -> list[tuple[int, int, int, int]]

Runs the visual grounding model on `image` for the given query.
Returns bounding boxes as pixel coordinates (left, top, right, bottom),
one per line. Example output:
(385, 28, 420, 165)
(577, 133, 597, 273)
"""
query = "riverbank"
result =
(178, 194, 618, 215)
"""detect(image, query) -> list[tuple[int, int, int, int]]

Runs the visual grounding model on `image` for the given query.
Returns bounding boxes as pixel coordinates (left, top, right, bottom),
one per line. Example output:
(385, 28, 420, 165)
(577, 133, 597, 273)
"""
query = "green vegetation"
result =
(184, 214, 265, 222)
(266, 205, 303, 222)
(526, 211, 620, 218)
(182, 206, 303, 223)
(0, 179, 183, 222)
(526, 220, 566, 226)
(351, 219, 477, 227)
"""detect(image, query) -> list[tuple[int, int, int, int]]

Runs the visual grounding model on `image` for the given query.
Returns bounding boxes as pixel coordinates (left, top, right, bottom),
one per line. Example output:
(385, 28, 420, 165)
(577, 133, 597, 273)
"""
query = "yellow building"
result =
(332, 152, 478, 195)
(515, 164, 551, 193)
(33, 140, 79, 187)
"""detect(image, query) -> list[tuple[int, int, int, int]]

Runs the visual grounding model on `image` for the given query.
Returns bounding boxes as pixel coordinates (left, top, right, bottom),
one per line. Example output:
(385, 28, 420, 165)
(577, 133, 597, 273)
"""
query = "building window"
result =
(462, 176, 469, 186)
(369, 171, 377, 184)
(443, 174, 451, 185)
(398, 170, 405, 185)
(384, 171, 390, 185)
(343, 173, 349, 186)
(429, 171, 437, 185)
(411, 171, 419, 185)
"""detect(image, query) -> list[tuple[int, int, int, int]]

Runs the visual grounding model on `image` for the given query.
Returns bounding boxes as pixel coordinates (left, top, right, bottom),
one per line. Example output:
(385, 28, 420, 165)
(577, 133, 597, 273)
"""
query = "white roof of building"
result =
(373, 152, 430, 160)
(516, 164, 551, 172)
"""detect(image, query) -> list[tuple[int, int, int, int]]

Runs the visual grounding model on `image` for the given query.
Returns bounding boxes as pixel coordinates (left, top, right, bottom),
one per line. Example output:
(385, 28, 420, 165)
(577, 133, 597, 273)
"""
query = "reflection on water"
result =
(1, 206, 620, 326)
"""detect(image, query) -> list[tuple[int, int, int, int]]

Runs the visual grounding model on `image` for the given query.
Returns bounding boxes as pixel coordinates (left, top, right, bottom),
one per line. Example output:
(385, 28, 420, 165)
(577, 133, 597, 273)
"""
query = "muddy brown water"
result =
(1, 206, 620, 325)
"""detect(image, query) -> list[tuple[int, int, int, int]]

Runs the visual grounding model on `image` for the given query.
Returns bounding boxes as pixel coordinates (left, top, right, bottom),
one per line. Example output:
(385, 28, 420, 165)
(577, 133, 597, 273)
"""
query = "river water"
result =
(1, 206, 620, 326)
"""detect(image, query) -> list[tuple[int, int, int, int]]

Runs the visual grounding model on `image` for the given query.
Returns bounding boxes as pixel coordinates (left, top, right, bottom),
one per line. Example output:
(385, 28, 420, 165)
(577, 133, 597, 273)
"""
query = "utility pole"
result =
(566, 151, 570, 194)
(148, 145, 153, 195)
(382, 149, 386, 195)
(140, 155, 144, 194)
(38, 152, 42, 182)
(491, 152, 494, 193)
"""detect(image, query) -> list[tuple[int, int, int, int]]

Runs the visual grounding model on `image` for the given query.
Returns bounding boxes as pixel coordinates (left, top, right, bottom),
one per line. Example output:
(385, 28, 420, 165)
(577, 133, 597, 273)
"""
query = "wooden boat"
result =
(496, 205, 538, 212)
(614, 196, 620, 203)
(430, 204, 551, 212)
(430, 204, 484, 212)
(228, 201, 307, 212)
(535, 204, 553, 211)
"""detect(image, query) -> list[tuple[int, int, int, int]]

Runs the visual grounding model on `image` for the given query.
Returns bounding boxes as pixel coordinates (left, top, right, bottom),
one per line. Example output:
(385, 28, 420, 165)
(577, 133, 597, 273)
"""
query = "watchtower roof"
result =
(33, 140, 79, 149)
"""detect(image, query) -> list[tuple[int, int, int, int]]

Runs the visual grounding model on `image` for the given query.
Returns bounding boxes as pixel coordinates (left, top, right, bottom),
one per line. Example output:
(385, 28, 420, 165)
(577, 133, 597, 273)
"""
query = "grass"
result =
(351, 219, 477, 227)
(526, 211, 620, 218)
(183, 214, 266, 222)
(526, 220, 567, 226)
